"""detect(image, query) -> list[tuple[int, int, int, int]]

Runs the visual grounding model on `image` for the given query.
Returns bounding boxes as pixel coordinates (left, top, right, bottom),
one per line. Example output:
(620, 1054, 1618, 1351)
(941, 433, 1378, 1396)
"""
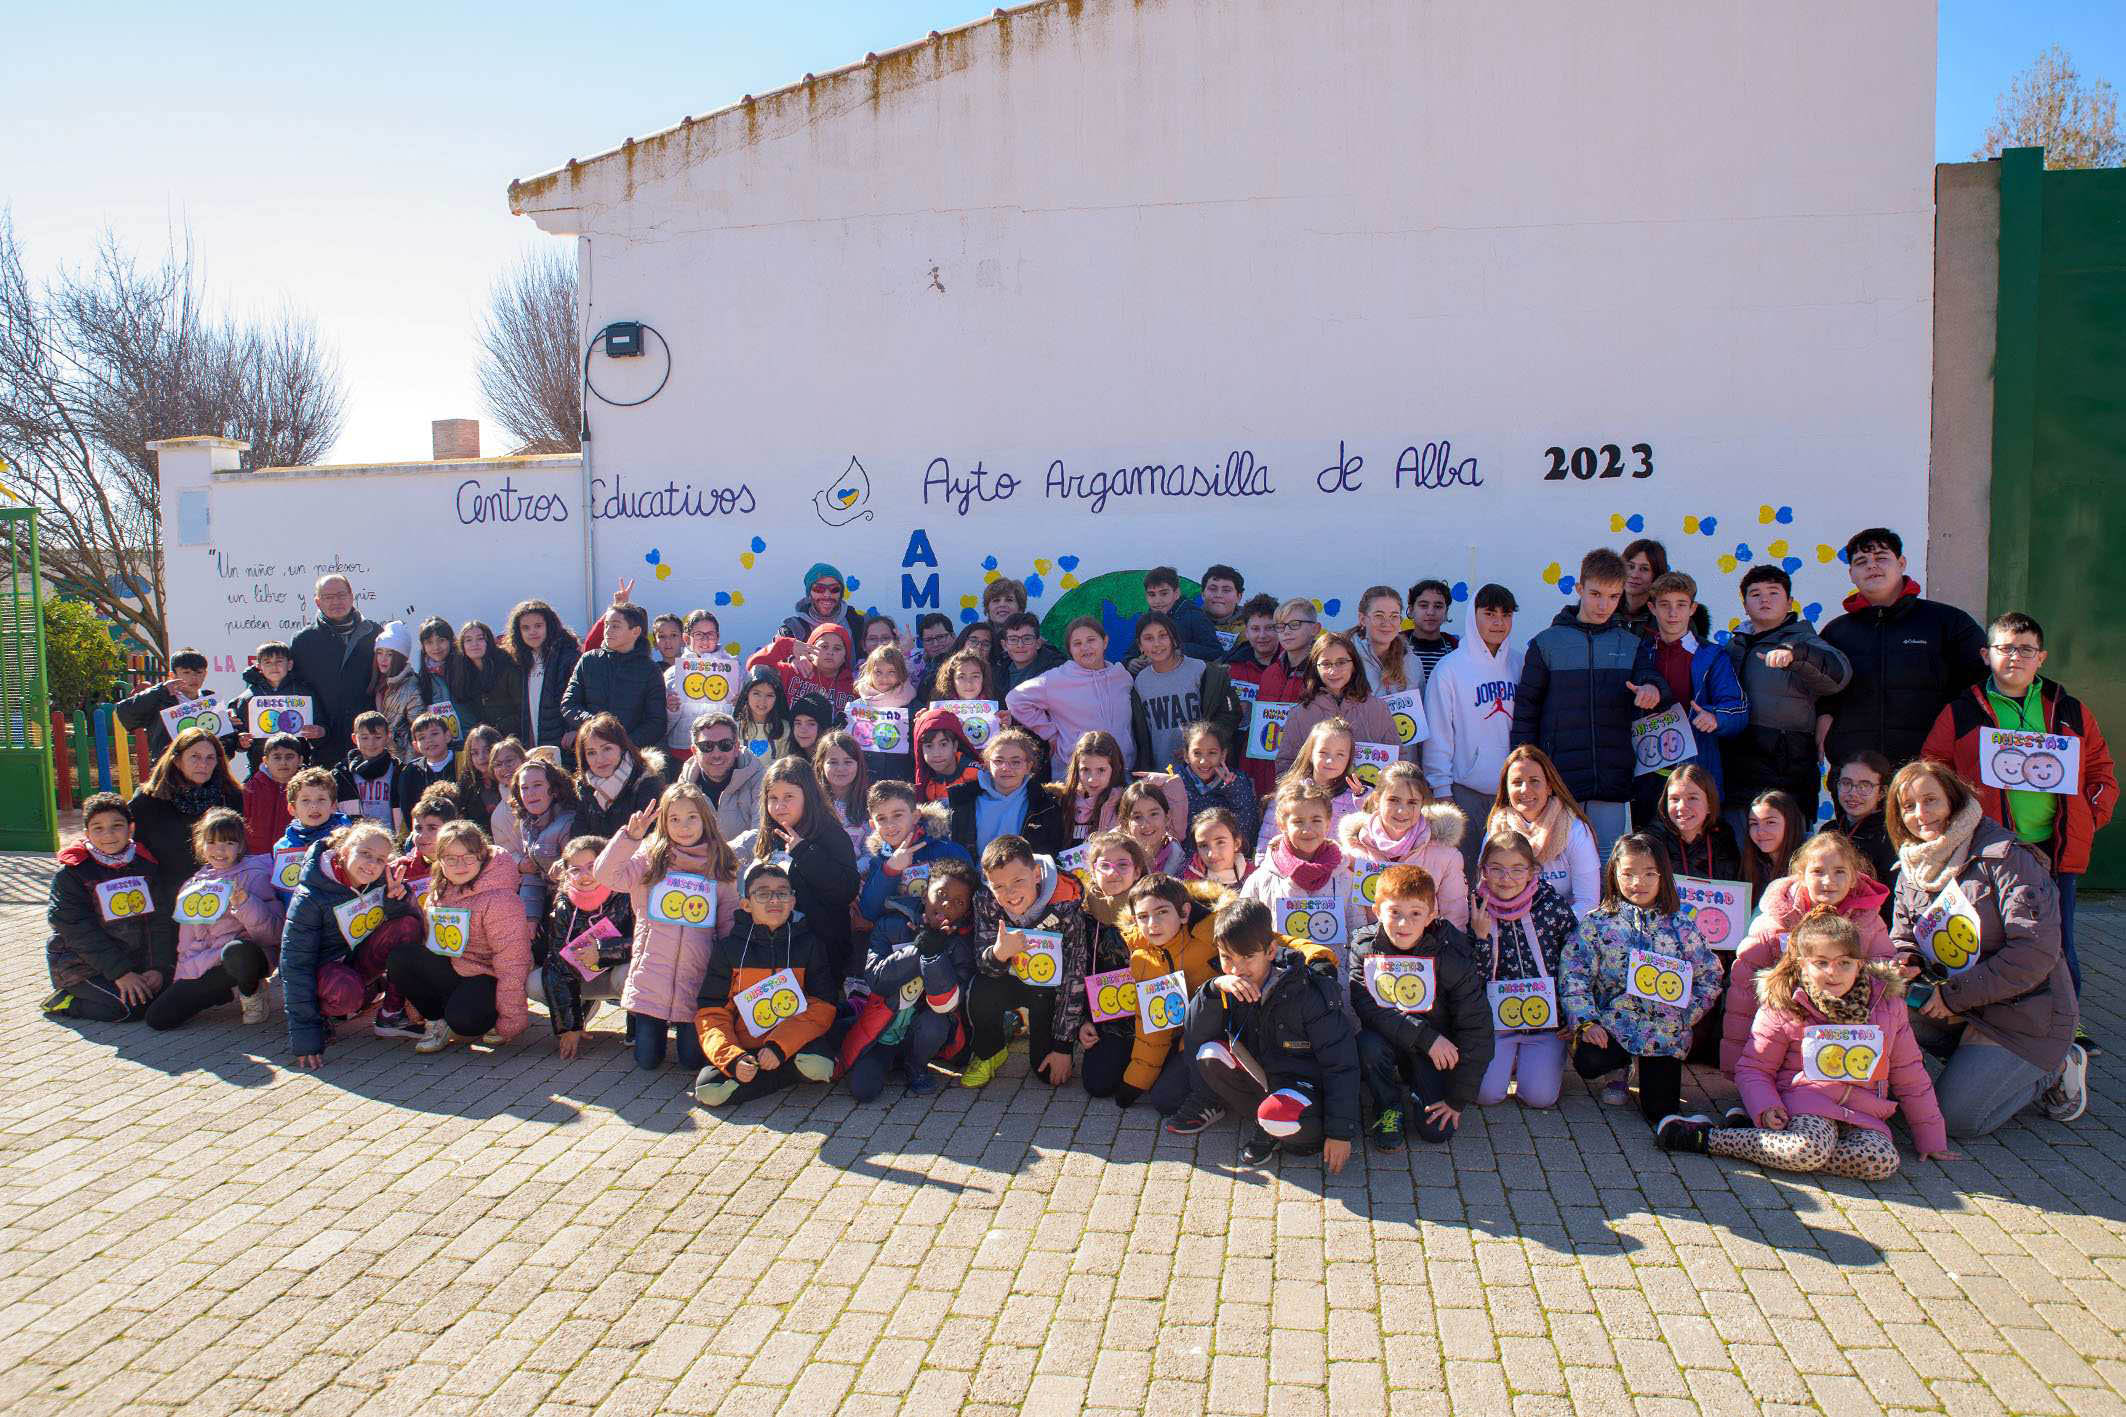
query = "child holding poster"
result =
(1628, 571, 1749, 828)
(912, 706, 982, 803)
(963, 833, 1095, 1089)
(146, 808, 284, 1030)
(116, 647, 213, 761)
(43, 794, 174, 1023)
(1076, 832, 1151, 1100)
(1662, 910, 1949, 1175)
(595, 783, 741, 1072)
(853, 782, 972, 936)
(1118, 874, 1229, 1113)
(692, 861, 842, 1107)
(1337, 762, 1470, 930)
(272, 769, 355, 900)
(1272, 718, 1364, 844)
(1239, 780, 1352, 986)
(228, 641, 324, 773)
(841, 860, 979, 1102)
(532, 836, 635, 1060)
(1922, 611, 2117, 1015)
(850, 646, 918, 782)
(660, 610, 733, 763)
(1347, 865, 1493, 1151)
(1719, 832, 1891, 1078)
(1558, 834, 1719, 1123)
(384, 822, 532, 1055)
(1469, 830, 1579, 1109)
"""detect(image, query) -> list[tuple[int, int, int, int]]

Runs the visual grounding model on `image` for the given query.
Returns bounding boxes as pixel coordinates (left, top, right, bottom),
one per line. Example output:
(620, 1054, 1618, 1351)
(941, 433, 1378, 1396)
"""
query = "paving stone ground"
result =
(1, 849, 2124, 1416)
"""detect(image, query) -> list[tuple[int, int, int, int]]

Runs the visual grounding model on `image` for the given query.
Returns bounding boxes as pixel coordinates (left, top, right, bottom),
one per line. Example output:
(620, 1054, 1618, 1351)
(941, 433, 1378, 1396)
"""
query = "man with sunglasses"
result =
(776, 562, 866, 645)
(680, 714, 767, 844)
(1924, 612, 2116, 1039)
(1818, 527, 1987, 772)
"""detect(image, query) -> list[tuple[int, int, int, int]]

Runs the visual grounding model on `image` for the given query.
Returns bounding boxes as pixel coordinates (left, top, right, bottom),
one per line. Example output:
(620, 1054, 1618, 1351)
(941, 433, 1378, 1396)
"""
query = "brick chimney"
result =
(432, 419, 480, 460)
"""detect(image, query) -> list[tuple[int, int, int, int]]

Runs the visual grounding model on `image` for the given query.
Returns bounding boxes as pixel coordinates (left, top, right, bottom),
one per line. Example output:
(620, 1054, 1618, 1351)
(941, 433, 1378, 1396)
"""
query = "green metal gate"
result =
(0, 508, 56, 851)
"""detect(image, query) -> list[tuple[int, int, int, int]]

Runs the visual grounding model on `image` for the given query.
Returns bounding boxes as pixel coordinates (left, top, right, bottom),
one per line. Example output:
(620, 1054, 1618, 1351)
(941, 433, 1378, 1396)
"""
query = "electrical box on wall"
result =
(601, 321, 645, 358)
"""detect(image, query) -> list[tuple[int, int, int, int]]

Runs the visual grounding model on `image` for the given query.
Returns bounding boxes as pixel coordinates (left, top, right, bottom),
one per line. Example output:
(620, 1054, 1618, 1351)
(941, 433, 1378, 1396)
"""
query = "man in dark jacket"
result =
(1510, 548, 1671, 861)
(1167, 898, 1359, 1171)
(1347, 868, 1494, 1152)
(1818, 527, 1985, 771)
(289, 575, 383, 765)
(1722, 565, 1851, 828)
(115, 649, 215, 761)
(560, 604, 668, 751)
(775, 562, 866, 645)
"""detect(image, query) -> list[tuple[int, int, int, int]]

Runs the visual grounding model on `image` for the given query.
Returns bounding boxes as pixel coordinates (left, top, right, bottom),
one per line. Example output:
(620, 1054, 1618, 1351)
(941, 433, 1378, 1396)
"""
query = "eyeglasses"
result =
(1004, 633, 1039, 646)
(1317, 657, 1354, 672)
(1274, 620, 1317, 633)
(1483, 863, 1532, 880)
(749, 888, 796, 903)
(438, 852, 480, 869)
(1988, 644, 2042, 660)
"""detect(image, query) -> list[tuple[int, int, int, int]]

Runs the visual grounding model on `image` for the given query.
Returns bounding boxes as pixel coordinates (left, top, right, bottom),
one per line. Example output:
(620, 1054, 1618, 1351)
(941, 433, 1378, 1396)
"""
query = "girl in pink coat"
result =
(1662, 908, 1951, 1177)
(388, 822, 535, 1053)
(1719, 833, 1892, 1076)
(146, 807, 286, 1030)
(1337, 762, 1470, 930)
(595, 781, 741, 1072)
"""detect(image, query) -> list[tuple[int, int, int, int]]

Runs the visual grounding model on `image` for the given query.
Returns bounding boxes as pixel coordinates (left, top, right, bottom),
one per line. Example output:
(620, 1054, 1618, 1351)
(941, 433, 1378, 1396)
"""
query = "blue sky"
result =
(4, 1, 2119, 464)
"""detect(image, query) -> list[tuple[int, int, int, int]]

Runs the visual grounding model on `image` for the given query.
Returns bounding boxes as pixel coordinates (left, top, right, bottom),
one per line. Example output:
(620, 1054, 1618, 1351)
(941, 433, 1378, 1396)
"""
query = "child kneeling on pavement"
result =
(1349, 865, 1494, 1151)
(839, 858, 980, 1101)
(693, 861, 842, 1107)
(1165, 897, 1360, 1171)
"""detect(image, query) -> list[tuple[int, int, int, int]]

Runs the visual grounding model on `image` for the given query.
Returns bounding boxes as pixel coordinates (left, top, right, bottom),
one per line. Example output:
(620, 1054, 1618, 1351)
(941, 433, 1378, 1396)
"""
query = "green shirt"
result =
(1986, 679, 2058, 847)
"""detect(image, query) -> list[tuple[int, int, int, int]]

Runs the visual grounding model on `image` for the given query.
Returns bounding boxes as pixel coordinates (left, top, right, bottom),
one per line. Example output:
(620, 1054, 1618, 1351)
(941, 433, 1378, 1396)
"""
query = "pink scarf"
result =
(1354, 813, 1430, 861)
(1268, 834, 1343, 892)
(1477, 876, 1538, 922)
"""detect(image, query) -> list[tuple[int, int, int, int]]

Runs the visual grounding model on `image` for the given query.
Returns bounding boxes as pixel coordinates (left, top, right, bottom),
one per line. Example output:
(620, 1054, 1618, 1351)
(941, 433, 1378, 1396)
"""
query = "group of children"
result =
(47, 536, 2102, 1180)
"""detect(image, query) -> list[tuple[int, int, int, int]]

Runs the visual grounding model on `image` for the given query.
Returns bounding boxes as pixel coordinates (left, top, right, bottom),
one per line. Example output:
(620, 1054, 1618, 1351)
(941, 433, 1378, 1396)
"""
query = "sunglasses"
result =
(698, 739, 738, 753)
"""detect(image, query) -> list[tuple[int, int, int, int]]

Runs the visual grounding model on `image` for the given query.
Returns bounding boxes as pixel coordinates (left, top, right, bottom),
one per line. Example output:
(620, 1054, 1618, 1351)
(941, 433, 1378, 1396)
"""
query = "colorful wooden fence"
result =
(49, 704, 153, 811)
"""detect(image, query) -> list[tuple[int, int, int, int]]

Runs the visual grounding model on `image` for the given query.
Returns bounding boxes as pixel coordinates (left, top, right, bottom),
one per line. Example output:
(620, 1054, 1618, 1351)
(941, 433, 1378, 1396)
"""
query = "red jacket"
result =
(1921, 679, 2115, 876)
(242, 772, 294, 856)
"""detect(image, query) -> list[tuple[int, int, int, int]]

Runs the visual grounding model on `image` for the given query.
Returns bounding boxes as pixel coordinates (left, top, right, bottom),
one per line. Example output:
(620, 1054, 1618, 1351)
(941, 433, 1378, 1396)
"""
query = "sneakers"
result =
(695, 1071, 739, 1107)
(960, 1048, 1009, 1088)
(1721, 1104, 1751, 1129)
(2077, 1031, 2103, 1058)
(1238, 1130, 1279, 1166)
(906, 1071, 940, 1098)
(237, 987, 269, 1025)
(1370, 1106, 1407, 1153)
(479, 1032, 503, 1046)
(1164, 1098, 1226, 1136)
(1656, 1114, 1713, 1154)
(2043, 1043, 2090, 1123)
(414, 1019, 453, 1054)
(373, 1009, 424, 1040)
(1599, 1075, 1631, 1107)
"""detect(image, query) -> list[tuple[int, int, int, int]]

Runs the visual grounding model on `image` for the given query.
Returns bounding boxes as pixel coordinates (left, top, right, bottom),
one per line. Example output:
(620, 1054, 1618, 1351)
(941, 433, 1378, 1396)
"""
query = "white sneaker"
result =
(414, 1019, 453, 1054)
(2044, 1043, 2089, 1123)
(237, 987, 268, 1025)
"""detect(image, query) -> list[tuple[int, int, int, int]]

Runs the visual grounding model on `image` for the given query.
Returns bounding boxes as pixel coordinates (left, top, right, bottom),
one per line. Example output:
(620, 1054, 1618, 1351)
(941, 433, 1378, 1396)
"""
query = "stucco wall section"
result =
(1927, 161, 2000, 614)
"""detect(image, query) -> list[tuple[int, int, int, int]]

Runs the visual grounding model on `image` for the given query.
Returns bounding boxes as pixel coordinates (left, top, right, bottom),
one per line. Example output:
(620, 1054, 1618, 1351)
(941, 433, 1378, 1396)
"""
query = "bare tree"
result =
(0, 214, 346, 654)
(1976, 45, 2123, 169)
(476, 244, 581, 454)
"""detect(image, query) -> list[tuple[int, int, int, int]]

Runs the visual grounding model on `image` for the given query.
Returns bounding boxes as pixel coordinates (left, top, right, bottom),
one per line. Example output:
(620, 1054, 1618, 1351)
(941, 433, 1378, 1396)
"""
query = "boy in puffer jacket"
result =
(855, 786, 973, 937)
(44, 794, 176, 1023)
(1662, 909, 1950, 1176)
(841, 859, 979, 1100)
(147, 807, 285, 1030)
(1165, 897, 1360, 1171)
(694, 862, 842, 1107)
(962, 835, 1097, 1089)
(1347, 866, 1494, 1152)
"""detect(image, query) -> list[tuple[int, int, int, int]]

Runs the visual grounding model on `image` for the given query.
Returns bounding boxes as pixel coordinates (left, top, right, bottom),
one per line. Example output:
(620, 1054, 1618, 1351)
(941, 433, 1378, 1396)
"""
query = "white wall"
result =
(166, 0, 1938, 692)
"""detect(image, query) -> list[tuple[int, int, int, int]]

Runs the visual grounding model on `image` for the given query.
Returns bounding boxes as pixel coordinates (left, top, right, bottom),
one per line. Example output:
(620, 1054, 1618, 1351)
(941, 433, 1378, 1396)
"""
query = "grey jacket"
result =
(1726, 615, 1850, 735)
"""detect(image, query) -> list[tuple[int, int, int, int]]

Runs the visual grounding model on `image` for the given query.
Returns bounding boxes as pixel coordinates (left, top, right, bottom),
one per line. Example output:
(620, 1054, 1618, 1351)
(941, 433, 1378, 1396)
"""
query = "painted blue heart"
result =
(1701, 516, 1718, 536)
(714, 591, 730, 606)
(981, 555, 998, 571)
(1451, 581, 1469, 602)
(1057, 555, 1079, 571)
(1024, 573, 1044, 599)
(1734, 544, 1753, 562)
(1775, 506, 1794, 524)
(1558, 576, 1577, 596)
(1781, 557, 1802, 573)
(1627, 514, 1645, 533)
(1713, 630, 1731, 645)
(846, 576, 860, 591)
(960, 607, 978, 623)
(1803, 602, 1822, 621)
(749, 536, 766, 553)
(1321, 598, 1341, 618)
(644, 549, 661, 565)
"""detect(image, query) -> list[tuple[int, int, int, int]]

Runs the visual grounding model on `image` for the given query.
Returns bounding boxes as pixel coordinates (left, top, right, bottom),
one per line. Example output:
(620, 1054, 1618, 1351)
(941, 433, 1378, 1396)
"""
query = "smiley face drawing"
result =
(1497, 995, 1526, 1029)
(682, 894, 711, 925)
(1815, 1042, 1848, 1079)
(1932, 914, 1980, 969)
(1097, 981, 1138, 1018)
(2022, 752, 2066, 791)
(1635, 735, 1664, 769)
(1143, 991, 1183, 1030)
(770, 987, 802, 1020)
(1655, 969, 1685, 1003)
(1991, 747, 2028, 786)
(750, 998, 778, 1029)
(1357, 872, 1382, 905)
(1391, 971, 1431, 1010)
(1284, 908, 1313, 937)
(1659, 728, 1685, 762)
(1633, 961, 1663, 996)
(1520, 995, 1551, 1028)
(1692, 907, 1732, 947)
(1013, 950, 1056, 985)
(432, 923, 464, 954)
(1392, 711, 1419, 744)
(1840, 1043, 1878, 1080)
(1306, 911, 1338, 943)
(813, 455, 876, 527)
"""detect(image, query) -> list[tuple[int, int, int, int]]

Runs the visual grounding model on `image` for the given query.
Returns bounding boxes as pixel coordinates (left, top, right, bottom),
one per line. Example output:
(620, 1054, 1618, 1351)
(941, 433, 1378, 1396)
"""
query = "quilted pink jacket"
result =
(1720, 875, 1892, 1075)
(594, 835, 740, 1024)
(1735, 969, 1947, 1157)
(173, 855, 284, 981)
(428, 850, 535, 1041)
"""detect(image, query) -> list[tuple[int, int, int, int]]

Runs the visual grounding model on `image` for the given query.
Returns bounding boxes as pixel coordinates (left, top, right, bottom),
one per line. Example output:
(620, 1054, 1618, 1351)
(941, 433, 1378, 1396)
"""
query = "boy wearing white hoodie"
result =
(1422, 584, 1523, 874)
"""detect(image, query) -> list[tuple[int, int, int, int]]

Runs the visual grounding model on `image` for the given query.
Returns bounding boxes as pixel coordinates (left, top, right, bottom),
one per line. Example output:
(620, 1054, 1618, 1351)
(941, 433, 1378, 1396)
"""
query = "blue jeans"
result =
(1584, 801, 1631, 865)
(1910, 1013, 2053, 1138)
(846, 1009, 956, 1103)
(631, 1012, 707, 1072)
